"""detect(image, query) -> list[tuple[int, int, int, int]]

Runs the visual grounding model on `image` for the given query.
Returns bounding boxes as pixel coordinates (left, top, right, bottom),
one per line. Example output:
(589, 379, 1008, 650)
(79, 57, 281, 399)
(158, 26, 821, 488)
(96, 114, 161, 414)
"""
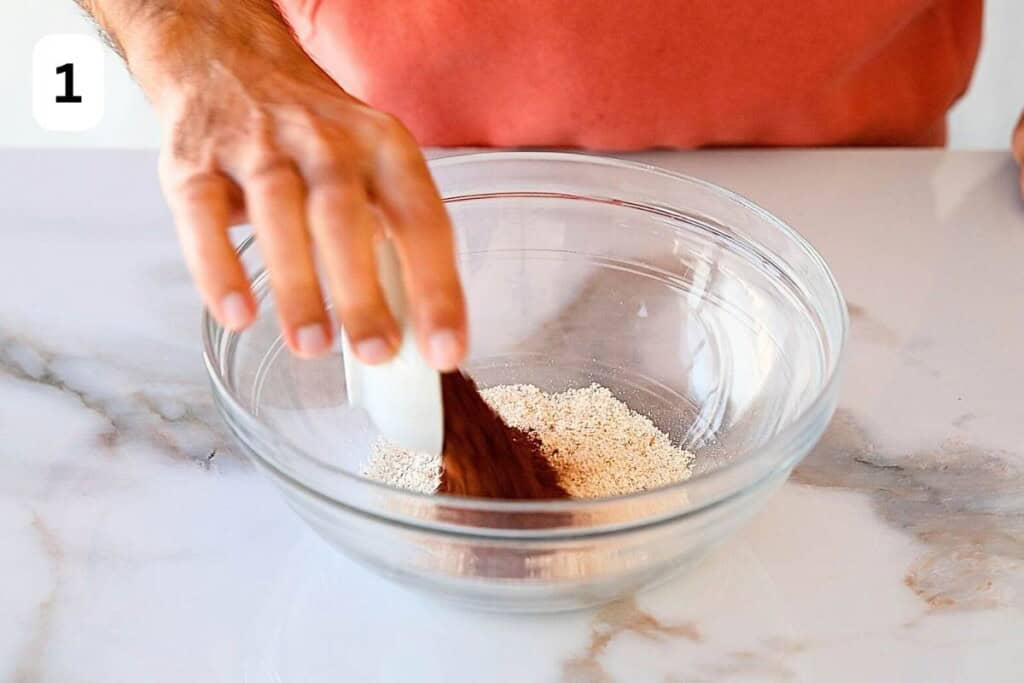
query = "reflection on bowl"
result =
(204, 152, 847, 612)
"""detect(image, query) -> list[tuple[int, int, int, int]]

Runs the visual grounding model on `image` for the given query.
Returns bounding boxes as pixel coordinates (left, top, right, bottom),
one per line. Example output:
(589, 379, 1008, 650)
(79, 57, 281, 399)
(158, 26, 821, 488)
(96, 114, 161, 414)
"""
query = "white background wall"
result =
(4, 0, 1022, 150)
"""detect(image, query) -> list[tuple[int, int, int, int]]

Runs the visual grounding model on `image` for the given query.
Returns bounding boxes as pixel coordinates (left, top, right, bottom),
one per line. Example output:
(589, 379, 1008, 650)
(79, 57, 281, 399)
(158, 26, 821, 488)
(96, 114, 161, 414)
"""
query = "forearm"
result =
(75, 0, 317, 106)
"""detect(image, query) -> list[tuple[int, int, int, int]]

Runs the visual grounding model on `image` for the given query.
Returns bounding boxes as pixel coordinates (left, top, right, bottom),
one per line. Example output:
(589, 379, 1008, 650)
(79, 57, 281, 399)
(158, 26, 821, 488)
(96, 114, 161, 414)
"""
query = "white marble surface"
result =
(1, 149, 1022, 682)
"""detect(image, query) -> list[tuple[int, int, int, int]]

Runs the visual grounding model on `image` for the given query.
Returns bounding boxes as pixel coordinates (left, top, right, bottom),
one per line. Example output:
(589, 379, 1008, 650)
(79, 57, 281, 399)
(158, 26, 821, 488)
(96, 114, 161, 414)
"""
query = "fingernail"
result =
(427, 329, 461, 371)
(295, 324, 330, 356)
(221, 293, 251, 330)
(354, 337, 393, 364)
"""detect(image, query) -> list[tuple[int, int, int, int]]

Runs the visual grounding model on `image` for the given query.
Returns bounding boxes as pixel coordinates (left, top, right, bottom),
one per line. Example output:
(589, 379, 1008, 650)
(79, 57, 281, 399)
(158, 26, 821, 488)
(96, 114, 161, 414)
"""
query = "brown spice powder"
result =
(438, 371, 568, 500)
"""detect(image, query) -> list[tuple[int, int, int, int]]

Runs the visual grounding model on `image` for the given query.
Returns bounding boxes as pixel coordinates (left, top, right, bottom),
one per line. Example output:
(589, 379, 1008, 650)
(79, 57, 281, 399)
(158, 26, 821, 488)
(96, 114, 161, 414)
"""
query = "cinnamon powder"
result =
(437, 371, 568, 500)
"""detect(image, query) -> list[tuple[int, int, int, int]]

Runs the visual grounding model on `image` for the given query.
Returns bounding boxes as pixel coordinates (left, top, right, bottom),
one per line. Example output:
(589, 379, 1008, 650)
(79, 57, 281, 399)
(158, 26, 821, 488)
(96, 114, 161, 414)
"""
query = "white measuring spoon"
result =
(341, 240, 444, 456)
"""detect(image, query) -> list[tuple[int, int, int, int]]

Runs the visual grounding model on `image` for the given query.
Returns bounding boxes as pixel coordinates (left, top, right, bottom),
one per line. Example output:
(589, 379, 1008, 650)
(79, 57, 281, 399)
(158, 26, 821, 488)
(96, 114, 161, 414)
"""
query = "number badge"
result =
(33, 34, 105, 132)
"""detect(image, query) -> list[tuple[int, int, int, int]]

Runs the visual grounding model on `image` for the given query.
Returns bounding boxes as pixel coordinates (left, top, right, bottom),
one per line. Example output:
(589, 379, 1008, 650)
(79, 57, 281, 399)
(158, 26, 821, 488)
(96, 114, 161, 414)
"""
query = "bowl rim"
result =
(202, 151, 849, 518)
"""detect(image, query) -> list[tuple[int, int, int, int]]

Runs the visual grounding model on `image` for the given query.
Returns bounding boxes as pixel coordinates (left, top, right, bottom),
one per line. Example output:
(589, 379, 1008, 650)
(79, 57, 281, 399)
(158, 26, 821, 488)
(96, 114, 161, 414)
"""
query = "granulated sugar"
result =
(362, 383, 695, 498)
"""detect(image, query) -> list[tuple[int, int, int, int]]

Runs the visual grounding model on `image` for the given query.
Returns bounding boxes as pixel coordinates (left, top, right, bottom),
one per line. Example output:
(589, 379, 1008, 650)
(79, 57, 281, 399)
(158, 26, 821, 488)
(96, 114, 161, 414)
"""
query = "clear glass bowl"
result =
(204, 152, 847, 612)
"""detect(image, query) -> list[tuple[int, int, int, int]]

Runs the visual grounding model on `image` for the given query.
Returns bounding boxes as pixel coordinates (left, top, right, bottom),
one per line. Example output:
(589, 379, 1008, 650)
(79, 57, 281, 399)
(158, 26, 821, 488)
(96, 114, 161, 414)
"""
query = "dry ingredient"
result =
(363, 383, 695, 498)
(436, 371, 567, 499)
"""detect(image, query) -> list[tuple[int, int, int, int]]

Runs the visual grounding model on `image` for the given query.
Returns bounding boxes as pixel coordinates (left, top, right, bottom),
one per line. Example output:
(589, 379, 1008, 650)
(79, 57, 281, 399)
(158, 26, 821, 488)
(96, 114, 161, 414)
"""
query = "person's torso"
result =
(280, 0, 982, 148)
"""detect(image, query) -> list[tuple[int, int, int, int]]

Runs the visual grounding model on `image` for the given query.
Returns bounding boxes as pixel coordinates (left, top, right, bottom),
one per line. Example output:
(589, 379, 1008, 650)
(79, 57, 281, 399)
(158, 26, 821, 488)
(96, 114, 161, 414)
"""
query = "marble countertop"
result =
(1, 148, 1021, 682)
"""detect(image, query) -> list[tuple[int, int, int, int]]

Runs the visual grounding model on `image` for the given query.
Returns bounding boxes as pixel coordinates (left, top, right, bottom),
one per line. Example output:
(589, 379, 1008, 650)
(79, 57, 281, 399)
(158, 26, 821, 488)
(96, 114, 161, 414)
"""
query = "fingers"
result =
(369, 116, 467, 371)
(164, 102, 466, 369)
(242, 154, 333, 357)
(164, 171, 256, 331)
(303, 157, 401, 363)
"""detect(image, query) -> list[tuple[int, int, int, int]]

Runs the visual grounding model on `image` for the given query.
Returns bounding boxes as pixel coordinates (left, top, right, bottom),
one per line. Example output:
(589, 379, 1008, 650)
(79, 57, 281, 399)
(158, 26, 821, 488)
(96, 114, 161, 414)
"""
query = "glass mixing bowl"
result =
(204, 152, 847, 612)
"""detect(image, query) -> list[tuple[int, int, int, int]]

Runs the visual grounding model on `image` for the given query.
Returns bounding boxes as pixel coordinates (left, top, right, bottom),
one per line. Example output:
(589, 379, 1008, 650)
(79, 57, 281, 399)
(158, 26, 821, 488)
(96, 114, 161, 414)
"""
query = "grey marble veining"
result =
(795, 408, 1024, 613)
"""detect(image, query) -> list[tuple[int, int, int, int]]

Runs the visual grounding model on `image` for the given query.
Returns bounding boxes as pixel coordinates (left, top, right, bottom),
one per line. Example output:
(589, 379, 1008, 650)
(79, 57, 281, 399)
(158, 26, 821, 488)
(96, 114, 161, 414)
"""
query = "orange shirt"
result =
(279, 0, 982, 149)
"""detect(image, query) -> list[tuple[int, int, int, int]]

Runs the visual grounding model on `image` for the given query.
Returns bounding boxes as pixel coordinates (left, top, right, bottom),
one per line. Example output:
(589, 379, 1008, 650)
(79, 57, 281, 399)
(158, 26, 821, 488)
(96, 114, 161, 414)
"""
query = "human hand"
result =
(125, 6, 466, 369)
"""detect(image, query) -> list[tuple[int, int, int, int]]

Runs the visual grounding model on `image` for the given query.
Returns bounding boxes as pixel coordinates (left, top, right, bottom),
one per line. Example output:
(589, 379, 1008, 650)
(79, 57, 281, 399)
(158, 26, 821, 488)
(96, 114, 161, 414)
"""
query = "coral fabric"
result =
(278, 0, 982, 149)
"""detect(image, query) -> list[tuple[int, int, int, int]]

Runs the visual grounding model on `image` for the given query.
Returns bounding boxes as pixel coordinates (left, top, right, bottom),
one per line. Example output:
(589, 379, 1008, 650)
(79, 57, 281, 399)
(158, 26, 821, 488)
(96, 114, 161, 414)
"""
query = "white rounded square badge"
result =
(33, 34, 105, 132)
